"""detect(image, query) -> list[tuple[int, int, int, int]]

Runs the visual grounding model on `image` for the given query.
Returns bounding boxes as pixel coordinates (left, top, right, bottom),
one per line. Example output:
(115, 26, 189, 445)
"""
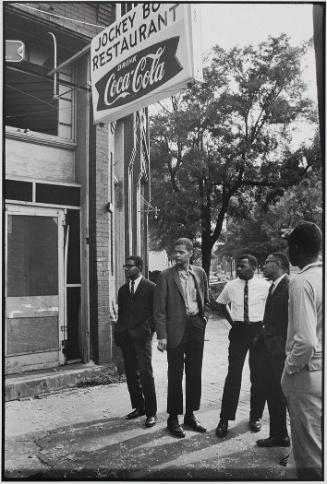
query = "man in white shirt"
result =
(281, 221, 322, 479)
(215, 254, 270, 438)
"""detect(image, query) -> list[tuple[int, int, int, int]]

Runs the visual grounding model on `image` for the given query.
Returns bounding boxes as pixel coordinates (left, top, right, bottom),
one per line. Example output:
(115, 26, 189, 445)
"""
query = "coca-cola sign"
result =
(91, 3, 203, 123)
(95, 37, 182, 111)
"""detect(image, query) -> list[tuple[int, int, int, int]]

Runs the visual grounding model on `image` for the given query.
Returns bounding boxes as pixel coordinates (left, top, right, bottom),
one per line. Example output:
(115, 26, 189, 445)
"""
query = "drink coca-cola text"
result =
(104, 47, 165, 107)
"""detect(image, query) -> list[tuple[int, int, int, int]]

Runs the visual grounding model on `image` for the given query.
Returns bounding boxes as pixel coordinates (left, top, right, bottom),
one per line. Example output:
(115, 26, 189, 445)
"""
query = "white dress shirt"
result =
(217, 277, 270, 322)
(130, 275, 142, 293)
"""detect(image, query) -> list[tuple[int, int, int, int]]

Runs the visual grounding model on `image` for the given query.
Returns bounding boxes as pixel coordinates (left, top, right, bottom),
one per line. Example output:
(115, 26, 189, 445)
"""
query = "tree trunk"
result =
(201, 198, 214, 278)
(202, 232, 214, 279)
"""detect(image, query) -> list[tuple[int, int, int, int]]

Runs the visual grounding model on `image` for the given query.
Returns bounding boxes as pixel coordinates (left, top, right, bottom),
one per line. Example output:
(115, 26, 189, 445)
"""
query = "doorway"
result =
(5, 205, 66, 373)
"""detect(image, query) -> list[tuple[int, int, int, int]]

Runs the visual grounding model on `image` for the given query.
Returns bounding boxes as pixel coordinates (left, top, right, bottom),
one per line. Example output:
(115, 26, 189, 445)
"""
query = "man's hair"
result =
(288, 221, 322, 257)
(237, 254, 258, 268)
(175, 238, 193, 251)
(272, 252, 290, 273)
(126, 255, 143, 271)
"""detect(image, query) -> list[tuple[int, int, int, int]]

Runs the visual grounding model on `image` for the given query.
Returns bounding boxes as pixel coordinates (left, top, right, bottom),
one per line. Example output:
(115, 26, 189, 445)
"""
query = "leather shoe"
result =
(145, 415, 157, 428)
(216, 419, 228, 438)
(167, 418, 185, 438)
(126, 408, 146, 419)
(249, 419, 262, 432)
(184, 415, 207, 433)
(256, 436, 290, 447)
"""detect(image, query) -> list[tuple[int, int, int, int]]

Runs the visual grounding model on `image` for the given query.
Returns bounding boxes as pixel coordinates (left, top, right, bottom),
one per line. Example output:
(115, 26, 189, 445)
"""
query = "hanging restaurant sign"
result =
(91, 3, 203, 124)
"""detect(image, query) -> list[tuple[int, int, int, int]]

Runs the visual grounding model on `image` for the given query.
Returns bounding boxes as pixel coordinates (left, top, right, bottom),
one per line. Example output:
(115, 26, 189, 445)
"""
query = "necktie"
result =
(244, 280, 249, 323)
(269, 283, 275, 295)
(130, 280, 135, 297)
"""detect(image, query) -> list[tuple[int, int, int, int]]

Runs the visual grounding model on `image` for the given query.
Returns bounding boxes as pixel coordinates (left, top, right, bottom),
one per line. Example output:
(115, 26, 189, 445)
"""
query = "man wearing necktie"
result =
(215, 254, 270, 438)
(154, 238, 210, 438)
(114, 256, 157, 428)
(256, 252, 290, 448)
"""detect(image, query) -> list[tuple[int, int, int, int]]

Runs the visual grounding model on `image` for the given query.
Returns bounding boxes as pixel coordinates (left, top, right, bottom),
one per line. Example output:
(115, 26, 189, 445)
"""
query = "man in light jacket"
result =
(281, 221, 322, 480)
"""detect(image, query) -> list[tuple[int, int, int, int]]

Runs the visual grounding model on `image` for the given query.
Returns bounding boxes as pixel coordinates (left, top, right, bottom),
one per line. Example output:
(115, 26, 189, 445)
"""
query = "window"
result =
(5, 48, 59, 135)
(120, 3, 138, 17)
(4, 11, 77, 138)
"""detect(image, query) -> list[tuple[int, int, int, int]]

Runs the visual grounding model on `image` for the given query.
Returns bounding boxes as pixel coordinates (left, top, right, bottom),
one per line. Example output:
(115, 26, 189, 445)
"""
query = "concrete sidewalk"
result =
(4, 315, 296, 480)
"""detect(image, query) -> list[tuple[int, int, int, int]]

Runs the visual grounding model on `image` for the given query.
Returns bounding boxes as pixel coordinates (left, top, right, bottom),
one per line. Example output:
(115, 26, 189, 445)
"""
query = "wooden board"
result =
(6, 138, 75, 183)
(5, 351, 60, 374)
(6, 316, 59, 355)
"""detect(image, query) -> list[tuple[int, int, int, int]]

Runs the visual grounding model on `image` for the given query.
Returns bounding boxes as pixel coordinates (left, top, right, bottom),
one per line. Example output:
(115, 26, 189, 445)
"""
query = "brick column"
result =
(89, 123, 112, 364)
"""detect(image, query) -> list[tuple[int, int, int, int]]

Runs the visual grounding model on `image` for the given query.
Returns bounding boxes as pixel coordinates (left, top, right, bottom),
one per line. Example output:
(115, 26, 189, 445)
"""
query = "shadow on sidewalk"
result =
(5, 414, 290, 480)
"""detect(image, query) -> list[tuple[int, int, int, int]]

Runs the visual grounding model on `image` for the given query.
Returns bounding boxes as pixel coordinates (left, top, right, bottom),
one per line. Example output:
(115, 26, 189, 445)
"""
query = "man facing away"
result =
(216, 254, 270, 438)
(114, 255, 157, 428)
(281, 221, 322, 480)
(154, 238, 210, 438)
(256, 252, 290, 448)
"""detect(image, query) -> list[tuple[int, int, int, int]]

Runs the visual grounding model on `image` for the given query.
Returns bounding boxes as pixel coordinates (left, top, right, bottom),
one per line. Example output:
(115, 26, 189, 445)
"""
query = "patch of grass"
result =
(76, 373, 126, 388)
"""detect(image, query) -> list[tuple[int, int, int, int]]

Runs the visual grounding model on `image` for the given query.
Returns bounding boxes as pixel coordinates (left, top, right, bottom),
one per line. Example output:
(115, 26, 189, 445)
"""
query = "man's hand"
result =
(157, 339, 167, 352)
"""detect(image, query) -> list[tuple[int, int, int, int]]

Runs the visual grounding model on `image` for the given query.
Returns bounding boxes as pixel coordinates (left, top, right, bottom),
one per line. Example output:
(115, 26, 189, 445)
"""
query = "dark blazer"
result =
(154, 265, 210, 349)
(114, 277, 156, 346)
(263, 274, 289, 358)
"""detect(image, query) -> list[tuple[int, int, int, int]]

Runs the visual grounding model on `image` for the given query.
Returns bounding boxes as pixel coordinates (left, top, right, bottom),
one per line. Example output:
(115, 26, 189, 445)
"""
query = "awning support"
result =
(47, 43, 90, 76)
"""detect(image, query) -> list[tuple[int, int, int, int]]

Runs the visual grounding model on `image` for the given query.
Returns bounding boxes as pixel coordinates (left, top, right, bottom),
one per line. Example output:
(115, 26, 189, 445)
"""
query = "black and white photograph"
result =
(3, 1, 323, 480)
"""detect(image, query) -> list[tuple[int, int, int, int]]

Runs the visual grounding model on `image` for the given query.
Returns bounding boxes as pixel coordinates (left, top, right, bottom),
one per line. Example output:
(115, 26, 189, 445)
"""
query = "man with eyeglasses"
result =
(215, 254, 270, 438)
(255, 252, 290, 448)
(114, 255, 157, 428)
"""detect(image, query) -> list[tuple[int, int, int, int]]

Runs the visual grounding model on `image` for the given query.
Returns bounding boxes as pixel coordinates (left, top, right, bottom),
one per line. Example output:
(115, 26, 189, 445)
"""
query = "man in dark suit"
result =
(256, 252, 290, 447)
(114, 255, 157, 428)
(154, 238, 210, 438)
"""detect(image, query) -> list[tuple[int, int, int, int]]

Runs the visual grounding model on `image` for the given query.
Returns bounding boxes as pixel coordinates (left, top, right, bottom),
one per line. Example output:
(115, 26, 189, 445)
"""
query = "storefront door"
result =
(5, 205, 66, 374)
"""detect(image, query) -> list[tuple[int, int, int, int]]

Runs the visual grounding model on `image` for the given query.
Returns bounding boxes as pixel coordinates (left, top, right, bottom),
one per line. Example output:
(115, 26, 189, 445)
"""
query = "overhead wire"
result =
(6, 65, 90, 92)
(6, 108, 67, 118)
(7, 84, 58, 109)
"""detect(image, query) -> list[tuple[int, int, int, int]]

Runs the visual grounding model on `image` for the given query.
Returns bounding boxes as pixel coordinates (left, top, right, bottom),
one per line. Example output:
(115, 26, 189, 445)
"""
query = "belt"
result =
(187, 313, 200, 318)
(234, 320, 262, 326)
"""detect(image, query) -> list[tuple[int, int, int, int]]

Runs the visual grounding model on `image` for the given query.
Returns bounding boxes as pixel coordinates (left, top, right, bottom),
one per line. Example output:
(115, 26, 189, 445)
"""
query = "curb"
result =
(5, 363, 119, 401)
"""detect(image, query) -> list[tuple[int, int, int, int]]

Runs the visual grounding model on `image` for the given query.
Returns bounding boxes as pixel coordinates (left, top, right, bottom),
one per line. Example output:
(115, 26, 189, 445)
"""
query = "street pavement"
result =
(4, 314, 296, 480)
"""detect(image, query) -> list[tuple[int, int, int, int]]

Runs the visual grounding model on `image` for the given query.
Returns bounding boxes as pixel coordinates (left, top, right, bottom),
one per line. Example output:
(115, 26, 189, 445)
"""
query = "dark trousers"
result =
(220, 322, 266, 421)
(258, 342, 288, 438)
(120, 335, 157, 417)
(166, 315, 205, 415)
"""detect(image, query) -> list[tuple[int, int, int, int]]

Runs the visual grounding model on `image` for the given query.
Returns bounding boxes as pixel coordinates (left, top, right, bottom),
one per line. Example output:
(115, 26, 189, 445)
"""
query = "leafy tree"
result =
(218, 132, 322, 265)
(149, 34, 318, 276)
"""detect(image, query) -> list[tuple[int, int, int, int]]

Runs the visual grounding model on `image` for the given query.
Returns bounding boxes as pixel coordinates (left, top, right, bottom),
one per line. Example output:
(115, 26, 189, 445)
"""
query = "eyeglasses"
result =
(123, 264, 136, 269)
(263, 259, 279, 265)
